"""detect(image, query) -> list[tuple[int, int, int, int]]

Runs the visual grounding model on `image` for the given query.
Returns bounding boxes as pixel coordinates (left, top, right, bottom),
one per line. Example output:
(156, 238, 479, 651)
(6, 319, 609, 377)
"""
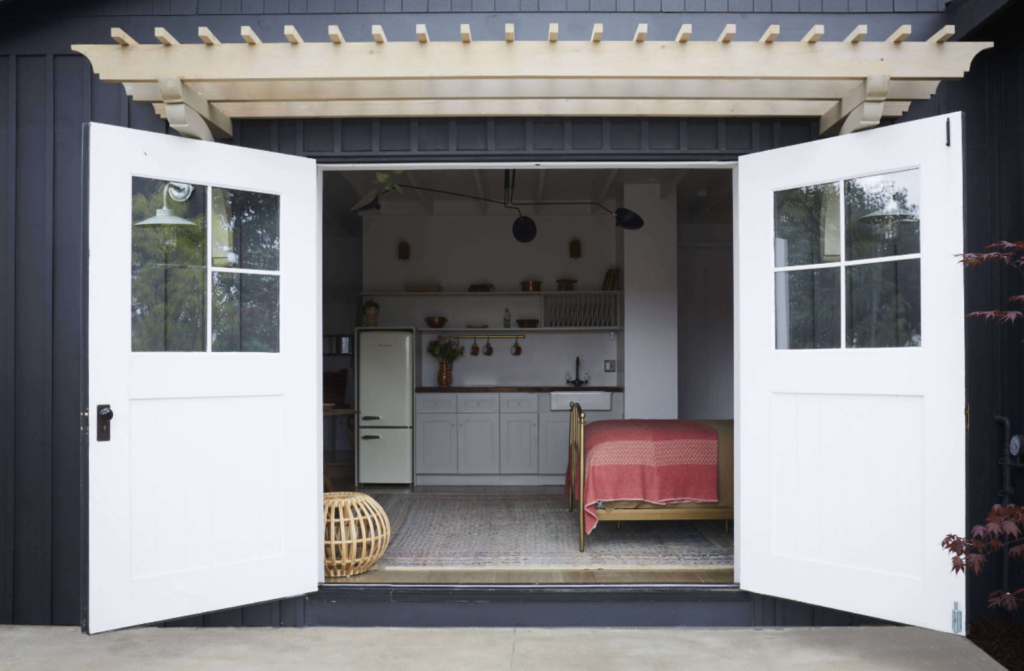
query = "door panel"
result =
(86, 123, 318, 633)
(737, 113, 966, 633)
(415, 413, 458, 474)
(500, 414, 539, 474)
(359, 429, 413, 484)
(458, 413, 500, 474)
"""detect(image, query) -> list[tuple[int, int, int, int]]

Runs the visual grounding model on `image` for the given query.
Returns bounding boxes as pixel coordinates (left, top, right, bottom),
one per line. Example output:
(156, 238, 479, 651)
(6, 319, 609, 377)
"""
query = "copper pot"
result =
(556, 279, 577, 292)
(520, 280, 543, 292)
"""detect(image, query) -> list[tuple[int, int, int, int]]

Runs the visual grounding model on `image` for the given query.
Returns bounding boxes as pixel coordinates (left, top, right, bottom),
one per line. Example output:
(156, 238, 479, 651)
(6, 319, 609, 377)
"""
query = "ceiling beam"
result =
(535, 170, 546, 215)
(151, 98, 912, 119)
(73, 41, 991, 83)
(472, 171, 487, 214)
(819, 74, 890, 137)
(123, 78, 940, 103)
(158, 77, 233, 140)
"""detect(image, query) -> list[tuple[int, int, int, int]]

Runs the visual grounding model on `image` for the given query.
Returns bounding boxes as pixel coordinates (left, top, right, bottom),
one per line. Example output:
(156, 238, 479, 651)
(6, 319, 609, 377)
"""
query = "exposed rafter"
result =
(74, 24, 990, 136)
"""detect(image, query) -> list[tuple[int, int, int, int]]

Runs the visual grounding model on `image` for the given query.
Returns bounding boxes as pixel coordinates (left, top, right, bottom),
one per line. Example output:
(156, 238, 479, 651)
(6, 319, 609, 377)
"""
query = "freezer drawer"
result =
(359, 429, 413, 484)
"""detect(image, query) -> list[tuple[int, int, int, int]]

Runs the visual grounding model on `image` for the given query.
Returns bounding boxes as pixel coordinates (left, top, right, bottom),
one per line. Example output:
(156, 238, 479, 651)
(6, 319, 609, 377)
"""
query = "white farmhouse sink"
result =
(550, 391, 613, 412)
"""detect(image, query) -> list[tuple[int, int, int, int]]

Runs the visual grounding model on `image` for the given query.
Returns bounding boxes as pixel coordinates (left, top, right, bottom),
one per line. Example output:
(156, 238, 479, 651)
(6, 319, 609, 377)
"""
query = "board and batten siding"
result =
(0, 0, 1010, 629)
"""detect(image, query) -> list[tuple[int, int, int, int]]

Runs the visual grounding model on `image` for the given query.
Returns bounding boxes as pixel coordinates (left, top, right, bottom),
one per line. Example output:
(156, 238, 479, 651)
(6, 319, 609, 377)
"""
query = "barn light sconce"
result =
(570, 239, 581, 259)
(135, 182, 196, 226)
(398, 241, 411, 261)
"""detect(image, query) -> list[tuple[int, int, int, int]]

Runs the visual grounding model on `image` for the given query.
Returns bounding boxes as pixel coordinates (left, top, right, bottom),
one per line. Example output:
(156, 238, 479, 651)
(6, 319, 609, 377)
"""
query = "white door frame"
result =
(316, 160, 742, 583)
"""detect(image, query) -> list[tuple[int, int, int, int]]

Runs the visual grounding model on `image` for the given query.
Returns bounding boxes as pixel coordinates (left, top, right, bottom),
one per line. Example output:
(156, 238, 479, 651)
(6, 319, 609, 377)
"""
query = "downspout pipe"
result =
(995, 415, 1012, 597)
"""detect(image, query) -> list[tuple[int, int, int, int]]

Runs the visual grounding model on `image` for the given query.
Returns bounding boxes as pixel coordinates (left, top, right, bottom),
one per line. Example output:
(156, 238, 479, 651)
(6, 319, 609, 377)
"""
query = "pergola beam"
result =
(151, 98, 912, 119)
(74, 41, 990, 82)
(123, 78, 940, 104)
(158, 77, 233, 141)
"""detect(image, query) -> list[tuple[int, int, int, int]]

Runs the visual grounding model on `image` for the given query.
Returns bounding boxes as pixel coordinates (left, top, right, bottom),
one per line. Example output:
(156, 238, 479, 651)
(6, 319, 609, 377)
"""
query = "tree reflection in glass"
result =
(773, 182, 841, 267)
(847, 260, 921, 348)
(212, 273, 280, 353)
(212, 187, 280, 271)
(131, 177, 207, 352)
(775, 267, 841, 350)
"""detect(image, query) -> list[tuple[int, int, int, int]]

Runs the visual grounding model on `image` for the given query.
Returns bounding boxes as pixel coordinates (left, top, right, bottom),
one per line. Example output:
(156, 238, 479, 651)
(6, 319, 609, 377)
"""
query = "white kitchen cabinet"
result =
(500, 414, 539, 474)
(458, 413, 501, 474)
(416, 393, 458, 414)
(457, 393, 500, 414)
(538, 412, 572, 475)
(415, 412, 458, 474)
(499, 393, 539, 414)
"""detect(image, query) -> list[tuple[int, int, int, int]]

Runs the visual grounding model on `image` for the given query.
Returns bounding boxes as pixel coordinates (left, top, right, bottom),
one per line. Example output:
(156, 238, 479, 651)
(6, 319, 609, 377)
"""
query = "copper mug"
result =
(483, 339, 493, 356)
(511, 339, 522, 356)
(471, 338, 480, 356)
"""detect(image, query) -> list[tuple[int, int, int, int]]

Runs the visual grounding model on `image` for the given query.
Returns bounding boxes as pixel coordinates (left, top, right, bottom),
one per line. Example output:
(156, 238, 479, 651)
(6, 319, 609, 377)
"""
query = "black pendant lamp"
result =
(512, 215, 538, 243)
(613, 207, 644, 230)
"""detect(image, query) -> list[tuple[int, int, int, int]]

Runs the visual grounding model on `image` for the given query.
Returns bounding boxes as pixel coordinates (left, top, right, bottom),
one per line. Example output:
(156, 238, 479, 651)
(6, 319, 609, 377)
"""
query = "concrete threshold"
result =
(0, 625, 1003, 671)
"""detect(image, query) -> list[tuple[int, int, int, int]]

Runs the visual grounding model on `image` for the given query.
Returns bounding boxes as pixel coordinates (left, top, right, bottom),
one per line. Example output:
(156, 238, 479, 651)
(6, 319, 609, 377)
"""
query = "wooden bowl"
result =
(424, 317, 448, 328)
(516, 319, 540, 328)
(520, 281, 543, 292)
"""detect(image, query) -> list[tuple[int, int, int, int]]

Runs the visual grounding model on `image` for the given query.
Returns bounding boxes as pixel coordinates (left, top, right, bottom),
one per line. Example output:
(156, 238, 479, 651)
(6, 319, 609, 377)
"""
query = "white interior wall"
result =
(623, 183, 678, 419)
(363, 206, 620, 387)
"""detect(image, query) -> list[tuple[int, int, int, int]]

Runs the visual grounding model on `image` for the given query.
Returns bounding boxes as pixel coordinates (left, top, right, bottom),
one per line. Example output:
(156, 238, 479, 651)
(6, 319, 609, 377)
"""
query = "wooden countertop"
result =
(414, 386, 624, 393)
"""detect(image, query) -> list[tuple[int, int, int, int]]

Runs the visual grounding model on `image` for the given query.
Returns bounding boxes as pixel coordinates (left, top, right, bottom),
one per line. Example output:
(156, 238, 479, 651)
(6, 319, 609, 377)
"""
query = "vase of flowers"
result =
(426, 336, 464, 388)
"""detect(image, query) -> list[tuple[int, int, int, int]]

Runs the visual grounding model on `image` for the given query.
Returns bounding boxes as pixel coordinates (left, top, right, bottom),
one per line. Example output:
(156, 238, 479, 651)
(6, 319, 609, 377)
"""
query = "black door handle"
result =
(97, 404, 113, 442)
(363, 416, 381, 421)
(362, 435, 381, 440)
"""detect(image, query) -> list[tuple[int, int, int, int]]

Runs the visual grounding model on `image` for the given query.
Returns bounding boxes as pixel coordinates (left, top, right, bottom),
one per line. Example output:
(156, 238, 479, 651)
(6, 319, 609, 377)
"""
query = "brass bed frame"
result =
(567, 402, 734, 552)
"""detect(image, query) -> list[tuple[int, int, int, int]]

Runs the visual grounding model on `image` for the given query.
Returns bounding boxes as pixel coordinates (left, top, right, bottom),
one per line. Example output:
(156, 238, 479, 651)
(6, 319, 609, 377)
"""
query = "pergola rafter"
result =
(72, 24, 991, 142)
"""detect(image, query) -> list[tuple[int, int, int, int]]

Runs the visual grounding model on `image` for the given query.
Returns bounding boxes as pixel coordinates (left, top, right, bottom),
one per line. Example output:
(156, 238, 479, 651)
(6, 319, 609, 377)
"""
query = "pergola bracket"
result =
(157, 77, 233, 142)
(819, 74, 891, 137)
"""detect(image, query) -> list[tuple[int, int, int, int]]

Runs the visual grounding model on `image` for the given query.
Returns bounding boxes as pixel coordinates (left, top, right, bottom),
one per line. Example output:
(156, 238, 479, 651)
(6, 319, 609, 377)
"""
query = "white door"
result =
(737, 113, 965, 633)
(86, 123, 319, 633)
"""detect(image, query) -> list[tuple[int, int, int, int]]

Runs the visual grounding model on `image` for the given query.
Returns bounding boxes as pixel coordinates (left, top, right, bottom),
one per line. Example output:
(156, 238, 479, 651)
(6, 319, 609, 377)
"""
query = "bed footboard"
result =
(568, 402, 586, 552)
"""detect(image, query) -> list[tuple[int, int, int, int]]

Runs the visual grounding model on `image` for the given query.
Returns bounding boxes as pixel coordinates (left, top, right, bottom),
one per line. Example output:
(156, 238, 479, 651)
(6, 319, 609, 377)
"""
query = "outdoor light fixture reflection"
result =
(135, 182, 197, 227)
(859, 203, 919, 241)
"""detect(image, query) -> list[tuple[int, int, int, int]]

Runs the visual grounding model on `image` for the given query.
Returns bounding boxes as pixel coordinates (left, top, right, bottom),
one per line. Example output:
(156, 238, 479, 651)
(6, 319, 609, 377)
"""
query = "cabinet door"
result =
(458, 413, 500, 474)
(415, 413, 458, 474)
(538, 413, 571, 475)
(501, 414, 539, 474)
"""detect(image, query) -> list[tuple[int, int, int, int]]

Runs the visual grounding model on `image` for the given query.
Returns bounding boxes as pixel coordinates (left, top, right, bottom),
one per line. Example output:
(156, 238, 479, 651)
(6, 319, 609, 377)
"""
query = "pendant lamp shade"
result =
(512, 215, 537, 243)
(614, 208, 644, 230)
(135, 182, 197, 226)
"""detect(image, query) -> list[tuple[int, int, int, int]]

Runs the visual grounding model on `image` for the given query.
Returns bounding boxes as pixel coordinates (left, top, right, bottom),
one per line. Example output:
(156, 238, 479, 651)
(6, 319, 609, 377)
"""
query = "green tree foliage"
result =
(131, 178, 207, 352)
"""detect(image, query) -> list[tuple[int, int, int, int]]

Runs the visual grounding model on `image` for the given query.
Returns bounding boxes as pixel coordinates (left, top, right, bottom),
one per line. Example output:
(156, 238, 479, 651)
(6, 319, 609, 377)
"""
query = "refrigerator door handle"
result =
(363, 416, 382, 421)
(362, 435, 381, 440)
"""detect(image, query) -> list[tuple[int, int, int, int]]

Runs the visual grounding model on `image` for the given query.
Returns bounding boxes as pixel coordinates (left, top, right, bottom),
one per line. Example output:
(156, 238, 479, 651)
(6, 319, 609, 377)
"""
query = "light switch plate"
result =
(604, 360, 616, 372)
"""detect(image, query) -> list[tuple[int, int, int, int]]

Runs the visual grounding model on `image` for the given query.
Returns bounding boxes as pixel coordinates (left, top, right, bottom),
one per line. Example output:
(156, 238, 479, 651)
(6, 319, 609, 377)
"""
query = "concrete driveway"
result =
(0, 625, 1004, 671)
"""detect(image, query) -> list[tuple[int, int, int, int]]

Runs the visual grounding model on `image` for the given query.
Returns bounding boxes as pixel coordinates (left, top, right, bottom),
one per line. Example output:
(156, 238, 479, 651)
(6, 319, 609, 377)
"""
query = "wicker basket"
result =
(323, 492, 391, 578)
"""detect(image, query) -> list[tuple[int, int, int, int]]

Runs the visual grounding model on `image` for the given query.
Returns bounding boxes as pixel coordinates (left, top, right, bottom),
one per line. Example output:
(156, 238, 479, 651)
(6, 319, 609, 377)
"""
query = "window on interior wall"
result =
(130, 178, 282, 353)
(773, 169, 922, 350)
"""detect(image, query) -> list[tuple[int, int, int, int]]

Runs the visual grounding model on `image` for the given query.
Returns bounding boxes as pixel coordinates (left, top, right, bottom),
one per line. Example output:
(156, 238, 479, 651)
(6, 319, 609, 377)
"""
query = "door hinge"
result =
(966, 404, 970, 434)
(952, 601, 963, 634)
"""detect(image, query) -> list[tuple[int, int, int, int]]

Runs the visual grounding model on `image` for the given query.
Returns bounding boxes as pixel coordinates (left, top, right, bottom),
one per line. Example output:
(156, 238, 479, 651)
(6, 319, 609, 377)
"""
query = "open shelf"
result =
(421, 327, 621, 333)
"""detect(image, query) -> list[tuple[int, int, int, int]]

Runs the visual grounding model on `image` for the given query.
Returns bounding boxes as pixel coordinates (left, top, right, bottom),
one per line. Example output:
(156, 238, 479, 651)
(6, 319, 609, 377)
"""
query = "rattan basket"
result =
(323, 492, 391, 578)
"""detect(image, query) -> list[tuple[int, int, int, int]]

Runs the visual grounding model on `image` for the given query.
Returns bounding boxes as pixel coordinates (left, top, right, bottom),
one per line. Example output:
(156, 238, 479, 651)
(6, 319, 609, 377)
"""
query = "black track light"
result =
(614, 207, 644, 230)
(512, 215, 538, 243)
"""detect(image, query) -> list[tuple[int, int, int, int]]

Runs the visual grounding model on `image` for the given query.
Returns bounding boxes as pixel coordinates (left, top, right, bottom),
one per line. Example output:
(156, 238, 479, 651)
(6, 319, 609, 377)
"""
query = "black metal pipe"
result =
(996, 415, 1012, 597)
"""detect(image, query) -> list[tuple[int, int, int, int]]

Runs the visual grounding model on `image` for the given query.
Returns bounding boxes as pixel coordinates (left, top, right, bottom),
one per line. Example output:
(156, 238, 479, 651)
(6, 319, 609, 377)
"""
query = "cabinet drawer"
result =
(499, 393, 538, 414)
(416, 394, 458, 414)
(457, 393, 500, 414)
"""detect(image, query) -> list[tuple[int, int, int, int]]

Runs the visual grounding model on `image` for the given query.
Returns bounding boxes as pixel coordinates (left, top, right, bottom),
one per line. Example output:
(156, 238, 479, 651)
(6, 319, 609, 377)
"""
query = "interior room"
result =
(320, 165, 735, 585)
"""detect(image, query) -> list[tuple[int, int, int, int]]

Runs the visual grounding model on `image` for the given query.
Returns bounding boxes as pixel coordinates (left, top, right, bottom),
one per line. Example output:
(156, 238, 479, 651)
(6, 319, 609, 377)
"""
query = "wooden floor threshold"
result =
(325, 567, 734, 585)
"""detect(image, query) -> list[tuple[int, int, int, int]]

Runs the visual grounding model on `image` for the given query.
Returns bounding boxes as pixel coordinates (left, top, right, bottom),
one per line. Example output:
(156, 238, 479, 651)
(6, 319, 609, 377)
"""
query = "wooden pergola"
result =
(73, 23, 990, 142)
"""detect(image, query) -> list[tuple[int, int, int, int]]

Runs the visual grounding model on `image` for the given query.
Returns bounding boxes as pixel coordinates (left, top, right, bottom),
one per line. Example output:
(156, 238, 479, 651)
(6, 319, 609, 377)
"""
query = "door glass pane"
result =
(212, 273, 281, 353)
(212, 187, 280, 271)
(774, 182, 841, 267)
(845, 169, 920, 261)
(775, 268, 841, 350)
(846, 259, 921, 348)
(131, 177, 207, 352)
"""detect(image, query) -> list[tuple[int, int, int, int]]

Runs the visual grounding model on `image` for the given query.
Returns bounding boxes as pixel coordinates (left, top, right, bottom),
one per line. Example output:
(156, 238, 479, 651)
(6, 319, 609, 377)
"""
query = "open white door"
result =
(85, 123, 320, 633)
(737, 113, 965, 633)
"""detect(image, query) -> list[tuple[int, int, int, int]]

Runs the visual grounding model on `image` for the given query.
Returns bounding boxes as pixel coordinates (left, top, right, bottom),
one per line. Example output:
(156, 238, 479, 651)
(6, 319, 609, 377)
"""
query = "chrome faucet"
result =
(566, 356, 590, 388)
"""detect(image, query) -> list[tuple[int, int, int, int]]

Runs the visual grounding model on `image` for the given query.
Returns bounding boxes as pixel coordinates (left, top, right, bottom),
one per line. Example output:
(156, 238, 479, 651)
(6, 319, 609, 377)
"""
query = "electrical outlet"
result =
(609, 331, 617, 341)
(604, 360, 616, 373)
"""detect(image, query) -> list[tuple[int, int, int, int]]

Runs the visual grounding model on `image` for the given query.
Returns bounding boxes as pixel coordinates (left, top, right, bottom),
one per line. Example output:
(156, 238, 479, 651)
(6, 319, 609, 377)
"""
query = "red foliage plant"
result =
(944, 242, 1024, 612)
(944, 505, 1024, 611)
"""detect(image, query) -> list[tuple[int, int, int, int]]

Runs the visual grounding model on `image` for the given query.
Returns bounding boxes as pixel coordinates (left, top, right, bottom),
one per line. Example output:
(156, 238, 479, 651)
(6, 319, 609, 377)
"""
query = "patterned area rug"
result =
(372, 493, 733, 569)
